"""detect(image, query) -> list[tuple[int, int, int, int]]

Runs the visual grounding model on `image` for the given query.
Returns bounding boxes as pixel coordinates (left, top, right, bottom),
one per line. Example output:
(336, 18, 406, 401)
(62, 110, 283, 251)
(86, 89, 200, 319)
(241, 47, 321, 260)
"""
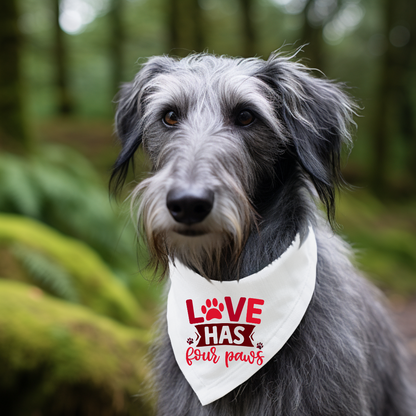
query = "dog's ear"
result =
(258, 53, 357, 223)
(110, 56, 174, 194)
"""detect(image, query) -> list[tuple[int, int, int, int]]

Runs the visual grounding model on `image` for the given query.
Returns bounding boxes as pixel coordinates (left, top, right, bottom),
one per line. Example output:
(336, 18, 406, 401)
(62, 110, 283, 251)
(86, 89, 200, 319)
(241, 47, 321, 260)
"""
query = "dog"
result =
(111, 52, 416, 416)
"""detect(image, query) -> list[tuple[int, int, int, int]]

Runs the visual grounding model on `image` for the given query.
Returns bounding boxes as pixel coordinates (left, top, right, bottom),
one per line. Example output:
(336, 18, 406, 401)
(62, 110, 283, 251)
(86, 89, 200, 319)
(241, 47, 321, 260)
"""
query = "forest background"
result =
(0, 0, 415, 415)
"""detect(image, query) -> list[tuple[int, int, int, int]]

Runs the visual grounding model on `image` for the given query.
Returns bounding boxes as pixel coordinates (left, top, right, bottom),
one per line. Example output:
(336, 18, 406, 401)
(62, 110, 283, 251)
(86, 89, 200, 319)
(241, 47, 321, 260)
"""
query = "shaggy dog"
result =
(111, 52, 416, 416)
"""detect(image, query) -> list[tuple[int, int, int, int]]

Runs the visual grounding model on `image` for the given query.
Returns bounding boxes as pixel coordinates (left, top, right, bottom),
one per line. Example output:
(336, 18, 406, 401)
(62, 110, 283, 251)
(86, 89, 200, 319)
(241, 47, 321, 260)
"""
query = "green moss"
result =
(0, 280, 153, 416)
(0, 148, 154, 297)
(0, 214, 150, 327)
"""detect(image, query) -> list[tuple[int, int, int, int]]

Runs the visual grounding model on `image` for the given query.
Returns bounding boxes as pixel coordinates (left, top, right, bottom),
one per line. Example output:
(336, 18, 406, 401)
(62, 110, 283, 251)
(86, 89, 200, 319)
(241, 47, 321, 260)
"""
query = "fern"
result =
(0, 145, 149, 287)
(12, 243, 79, 303)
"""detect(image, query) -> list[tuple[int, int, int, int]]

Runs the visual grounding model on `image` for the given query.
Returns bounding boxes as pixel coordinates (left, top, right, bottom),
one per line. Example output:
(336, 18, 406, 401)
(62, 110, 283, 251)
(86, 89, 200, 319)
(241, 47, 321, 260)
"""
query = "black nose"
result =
(166, 188, 214, 225)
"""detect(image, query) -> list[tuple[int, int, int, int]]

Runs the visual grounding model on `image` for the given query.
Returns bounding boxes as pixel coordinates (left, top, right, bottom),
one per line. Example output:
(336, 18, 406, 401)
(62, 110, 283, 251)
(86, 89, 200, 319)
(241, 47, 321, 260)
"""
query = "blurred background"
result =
(0, 0, 415, 414)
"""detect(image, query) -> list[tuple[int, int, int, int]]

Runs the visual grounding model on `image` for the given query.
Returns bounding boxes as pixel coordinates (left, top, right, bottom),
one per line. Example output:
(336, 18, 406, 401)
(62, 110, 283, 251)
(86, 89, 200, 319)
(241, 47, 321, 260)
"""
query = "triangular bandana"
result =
(167, 227, 317, 405)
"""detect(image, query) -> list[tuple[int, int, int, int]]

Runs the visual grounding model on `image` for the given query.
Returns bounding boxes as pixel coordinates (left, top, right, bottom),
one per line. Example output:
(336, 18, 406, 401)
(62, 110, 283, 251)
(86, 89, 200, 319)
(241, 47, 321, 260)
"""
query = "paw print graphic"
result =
(201, 298, 224, 321)
(256, 342, 264, 350)
(187, 338, 194, 345)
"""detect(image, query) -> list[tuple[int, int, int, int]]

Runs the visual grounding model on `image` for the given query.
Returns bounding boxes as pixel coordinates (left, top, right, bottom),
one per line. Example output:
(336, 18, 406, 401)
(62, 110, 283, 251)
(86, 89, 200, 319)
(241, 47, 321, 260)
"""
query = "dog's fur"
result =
(111, 52, 416, 416)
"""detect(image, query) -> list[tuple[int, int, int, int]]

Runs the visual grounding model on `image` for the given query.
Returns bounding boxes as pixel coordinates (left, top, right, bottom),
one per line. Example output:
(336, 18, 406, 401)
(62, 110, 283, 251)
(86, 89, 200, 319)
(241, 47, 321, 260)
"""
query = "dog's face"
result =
(112, 53, 356, 277)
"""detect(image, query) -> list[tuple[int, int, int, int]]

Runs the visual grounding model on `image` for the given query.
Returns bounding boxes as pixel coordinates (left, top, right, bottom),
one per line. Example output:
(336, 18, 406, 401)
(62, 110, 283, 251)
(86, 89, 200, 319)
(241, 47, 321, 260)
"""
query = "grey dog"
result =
(111, 52, 416, 416)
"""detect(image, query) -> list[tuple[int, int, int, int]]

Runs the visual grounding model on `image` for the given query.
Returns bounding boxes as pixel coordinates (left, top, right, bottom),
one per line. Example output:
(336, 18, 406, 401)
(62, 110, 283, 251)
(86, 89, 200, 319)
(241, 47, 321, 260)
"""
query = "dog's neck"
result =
(209, 158, 313, 281)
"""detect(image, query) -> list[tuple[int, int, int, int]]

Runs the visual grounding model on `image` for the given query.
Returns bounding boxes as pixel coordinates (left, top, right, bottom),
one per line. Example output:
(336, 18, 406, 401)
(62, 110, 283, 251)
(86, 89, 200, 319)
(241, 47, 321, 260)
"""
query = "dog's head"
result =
(111, 52, 356, 278)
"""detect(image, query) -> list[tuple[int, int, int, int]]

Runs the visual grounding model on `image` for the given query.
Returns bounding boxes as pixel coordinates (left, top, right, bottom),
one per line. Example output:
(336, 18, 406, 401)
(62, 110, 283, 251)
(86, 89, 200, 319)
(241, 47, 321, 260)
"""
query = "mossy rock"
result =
(0, 280, 154, 416)
(0, 214, 150, 327)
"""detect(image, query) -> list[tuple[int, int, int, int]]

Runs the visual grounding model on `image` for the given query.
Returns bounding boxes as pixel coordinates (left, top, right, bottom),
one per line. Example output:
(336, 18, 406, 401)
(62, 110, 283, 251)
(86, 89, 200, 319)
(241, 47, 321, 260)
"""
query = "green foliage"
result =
(12, 243, 79, 302)
(0, 279, 153, 416)
(0, 213, 150, 327)
(0, 145, 153, 291)
(337, 190, 416, 296)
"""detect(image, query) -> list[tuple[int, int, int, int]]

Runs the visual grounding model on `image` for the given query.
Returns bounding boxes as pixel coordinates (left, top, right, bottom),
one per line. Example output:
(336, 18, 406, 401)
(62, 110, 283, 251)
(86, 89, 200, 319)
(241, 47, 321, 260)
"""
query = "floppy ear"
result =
(258, 53, 357, 223)
(110, 56, 174, 194)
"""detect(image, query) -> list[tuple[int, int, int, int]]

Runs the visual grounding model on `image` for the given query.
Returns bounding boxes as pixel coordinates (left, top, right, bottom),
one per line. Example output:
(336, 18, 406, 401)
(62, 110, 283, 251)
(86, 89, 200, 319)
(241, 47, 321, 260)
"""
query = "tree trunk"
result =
(168, 0, 205, 57)
(109, 0, 124, 97)
(191, 0, 205, 53)
(398, 0, 416, 191)
(371, 0, 398, 198)
(53, 0, 73, 115)
(300, 0, 324, 71)
(240, 0, 256, 57)
(0, 0, 30, 153)
(168, 0, 180, 54)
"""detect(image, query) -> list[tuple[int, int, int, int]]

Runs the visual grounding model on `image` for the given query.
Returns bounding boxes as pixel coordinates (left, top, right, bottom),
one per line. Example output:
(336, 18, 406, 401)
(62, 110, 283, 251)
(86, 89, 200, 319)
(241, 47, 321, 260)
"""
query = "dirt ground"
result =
(391, 297, 416, 381)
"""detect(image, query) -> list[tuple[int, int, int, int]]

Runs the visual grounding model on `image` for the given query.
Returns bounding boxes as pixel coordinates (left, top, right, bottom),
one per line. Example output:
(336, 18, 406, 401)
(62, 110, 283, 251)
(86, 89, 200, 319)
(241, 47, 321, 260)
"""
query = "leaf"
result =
(12, 243, 79, 303)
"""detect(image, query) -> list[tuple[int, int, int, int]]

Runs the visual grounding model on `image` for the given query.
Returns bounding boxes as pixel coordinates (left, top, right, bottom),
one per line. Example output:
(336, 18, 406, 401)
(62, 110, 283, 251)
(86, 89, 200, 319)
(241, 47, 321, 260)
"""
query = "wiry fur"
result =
(111, 52, 416, 415)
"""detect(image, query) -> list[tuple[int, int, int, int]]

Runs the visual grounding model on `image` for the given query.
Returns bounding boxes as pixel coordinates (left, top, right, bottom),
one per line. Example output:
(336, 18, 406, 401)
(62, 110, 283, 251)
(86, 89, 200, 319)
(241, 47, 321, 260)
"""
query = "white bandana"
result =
(167, 227, 317, 406)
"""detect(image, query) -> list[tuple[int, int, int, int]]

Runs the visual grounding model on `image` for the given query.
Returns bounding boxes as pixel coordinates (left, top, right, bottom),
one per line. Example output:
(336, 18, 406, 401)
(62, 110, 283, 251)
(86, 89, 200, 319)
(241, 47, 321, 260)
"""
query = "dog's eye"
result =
(236, 110, 255, 126)
(164, 111, 179, 126)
